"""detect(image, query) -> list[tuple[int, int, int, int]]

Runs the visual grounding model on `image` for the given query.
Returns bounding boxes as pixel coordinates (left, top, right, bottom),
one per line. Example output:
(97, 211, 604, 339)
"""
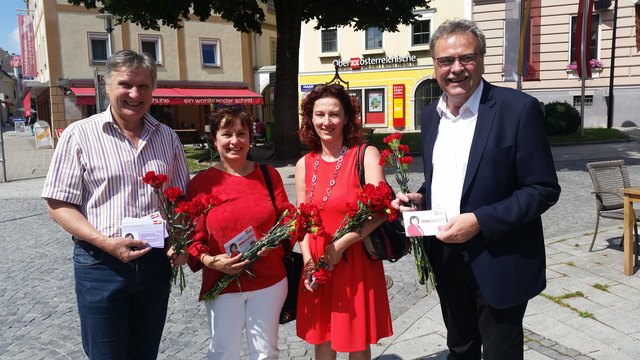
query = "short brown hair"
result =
(299, 84, 363, 152)
(208, 107, 254, 142)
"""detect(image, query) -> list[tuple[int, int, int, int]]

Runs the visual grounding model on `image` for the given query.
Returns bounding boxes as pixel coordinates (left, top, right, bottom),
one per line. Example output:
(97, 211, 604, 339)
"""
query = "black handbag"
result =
(279, 247, 303, 324)
(355, 144, 411, 262)
(259, 164, 303, 324)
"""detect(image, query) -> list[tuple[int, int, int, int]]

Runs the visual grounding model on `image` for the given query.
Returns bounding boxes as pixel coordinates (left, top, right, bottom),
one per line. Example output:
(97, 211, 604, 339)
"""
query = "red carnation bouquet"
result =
(380, 132, 435, 288)
(333, 181, 398, 242)
(202, 202, 323, 302)
(143, 171, 219, 293)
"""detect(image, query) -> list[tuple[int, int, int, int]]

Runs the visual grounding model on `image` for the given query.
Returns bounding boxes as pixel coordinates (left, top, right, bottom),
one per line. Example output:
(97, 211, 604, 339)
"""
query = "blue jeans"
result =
(73, 240, 171, 360)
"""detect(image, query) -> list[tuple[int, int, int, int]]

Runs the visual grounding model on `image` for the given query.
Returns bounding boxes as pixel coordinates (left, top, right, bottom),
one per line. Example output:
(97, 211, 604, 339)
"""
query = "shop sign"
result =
(392, 84, 405, 128)
(333, 55, 417, 70)
(151, 97, 262, 106)
(301, 84, 315, 92)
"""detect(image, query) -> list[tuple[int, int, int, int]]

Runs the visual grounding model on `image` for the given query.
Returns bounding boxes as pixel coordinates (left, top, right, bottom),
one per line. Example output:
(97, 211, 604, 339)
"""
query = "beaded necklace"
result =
(308, 146, 348, 210)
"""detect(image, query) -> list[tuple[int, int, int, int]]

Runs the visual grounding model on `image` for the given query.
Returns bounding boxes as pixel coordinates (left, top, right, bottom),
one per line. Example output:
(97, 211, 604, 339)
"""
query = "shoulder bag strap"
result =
(355, 143, 370, 187)
(259, 163, 292, 253)
(259, 163, 277, 213)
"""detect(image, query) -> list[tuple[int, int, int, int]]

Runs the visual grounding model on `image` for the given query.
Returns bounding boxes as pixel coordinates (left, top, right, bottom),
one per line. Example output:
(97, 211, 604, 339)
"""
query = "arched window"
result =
(414, 79, 442, 130)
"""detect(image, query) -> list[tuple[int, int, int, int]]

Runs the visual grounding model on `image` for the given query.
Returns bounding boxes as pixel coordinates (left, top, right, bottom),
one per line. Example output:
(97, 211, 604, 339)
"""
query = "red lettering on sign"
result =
(350, 58, 361, 69)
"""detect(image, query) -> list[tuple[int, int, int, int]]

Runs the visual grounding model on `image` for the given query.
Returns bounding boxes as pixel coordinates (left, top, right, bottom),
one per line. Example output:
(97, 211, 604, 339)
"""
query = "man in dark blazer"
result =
(395, 19, 561, 359)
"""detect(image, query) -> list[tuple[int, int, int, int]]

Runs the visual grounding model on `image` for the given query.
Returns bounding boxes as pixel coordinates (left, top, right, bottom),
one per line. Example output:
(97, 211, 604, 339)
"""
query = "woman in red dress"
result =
(295, 84, 393, 359)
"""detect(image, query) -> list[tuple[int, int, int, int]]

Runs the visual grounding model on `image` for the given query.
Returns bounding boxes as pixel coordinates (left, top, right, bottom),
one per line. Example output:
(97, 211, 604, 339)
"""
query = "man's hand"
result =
(105, 236, 152, 262)
(391, 191, 424, 212)
(435, 213, 480, 244)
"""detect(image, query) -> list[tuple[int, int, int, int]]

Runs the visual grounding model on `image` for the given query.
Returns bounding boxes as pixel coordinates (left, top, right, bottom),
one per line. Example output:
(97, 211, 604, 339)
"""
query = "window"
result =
(270, 37, 277, 65)
(412, 19, 431, 46)
(573, 95, 593, 108)
(140, 35, 162, 64)
(366, 27, 383, 50)
(570, 14, 599, 63)
(414, 80, 442, 130)
(200, 39, 221, 67)
(364, 88, 386, 125)
(88, 33, 110, 64)
(321, 28, 337, 53)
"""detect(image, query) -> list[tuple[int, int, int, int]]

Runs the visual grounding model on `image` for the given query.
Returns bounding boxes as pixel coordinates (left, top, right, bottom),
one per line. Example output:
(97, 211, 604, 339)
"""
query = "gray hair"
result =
(430, 19, 486, 58)
(104, 50, 157, 88)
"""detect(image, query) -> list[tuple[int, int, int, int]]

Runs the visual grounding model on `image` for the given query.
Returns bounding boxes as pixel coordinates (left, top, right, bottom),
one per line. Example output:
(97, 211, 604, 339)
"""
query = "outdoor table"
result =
(622, 187, 640, 275)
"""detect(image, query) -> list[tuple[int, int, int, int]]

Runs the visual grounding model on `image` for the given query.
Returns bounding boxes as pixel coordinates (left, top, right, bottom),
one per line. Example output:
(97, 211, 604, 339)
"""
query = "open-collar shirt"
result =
(42, 106, 189, 238)
(431, 81, 484, 219)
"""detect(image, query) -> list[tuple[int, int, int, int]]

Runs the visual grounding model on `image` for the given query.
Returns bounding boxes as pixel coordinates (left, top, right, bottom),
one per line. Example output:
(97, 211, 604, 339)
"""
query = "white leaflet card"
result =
(122, 217, 166, 248)
(224, 226, 257, 256)
(141, 212, 168, 237)
(402, 210, 448, 236)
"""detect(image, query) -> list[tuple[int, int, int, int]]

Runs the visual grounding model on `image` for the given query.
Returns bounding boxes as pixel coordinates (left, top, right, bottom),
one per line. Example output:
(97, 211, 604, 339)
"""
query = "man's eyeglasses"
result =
(434, 53, 479, 68)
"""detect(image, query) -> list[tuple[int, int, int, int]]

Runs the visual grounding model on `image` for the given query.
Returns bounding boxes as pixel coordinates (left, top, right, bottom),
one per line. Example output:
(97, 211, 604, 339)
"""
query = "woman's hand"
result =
(167, 246, 188, 267)
(256, 246, 277, 257)
(203, 253, 250, 275)
(323, 243, 344, 267)
(303, 258, 318, 292)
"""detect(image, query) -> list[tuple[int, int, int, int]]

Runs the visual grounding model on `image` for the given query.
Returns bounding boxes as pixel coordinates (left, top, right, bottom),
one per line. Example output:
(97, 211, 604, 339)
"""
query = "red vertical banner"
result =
(392, 84, 405, 128)
(575, 0, 595, 78)
(17, 15, 37, 78)
(23, 91, 31, 117)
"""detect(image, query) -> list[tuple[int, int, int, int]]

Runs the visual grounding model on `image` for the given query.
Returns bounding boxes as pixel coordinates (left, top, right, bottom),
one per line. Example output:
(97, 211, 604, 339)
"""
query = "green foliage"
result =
(544, 101, 581, 136)
(548, 128, 629, 144)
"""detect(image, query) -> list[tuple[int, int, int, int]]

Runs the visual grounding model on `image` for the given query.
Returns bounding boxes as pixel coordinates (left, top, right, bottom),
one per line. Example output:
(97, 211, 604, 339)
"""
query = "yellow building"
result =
(298, 1, 467, 131)
(22, 0, 277, 136)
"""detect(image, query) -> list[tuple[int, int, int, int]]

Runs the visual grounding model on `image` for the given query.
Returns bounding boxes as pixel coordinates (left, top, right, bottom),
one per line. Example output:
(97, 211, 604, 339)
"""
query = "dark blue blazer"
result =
(420, 80, 561, 309)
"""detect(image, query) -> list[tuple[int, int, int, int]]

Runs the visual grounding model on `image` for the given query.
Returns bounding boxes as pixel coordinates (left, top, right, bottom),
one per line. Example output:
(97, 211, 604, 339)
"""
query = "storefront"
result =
(64, 83, 263, 132)
(298, 54, 441, 131)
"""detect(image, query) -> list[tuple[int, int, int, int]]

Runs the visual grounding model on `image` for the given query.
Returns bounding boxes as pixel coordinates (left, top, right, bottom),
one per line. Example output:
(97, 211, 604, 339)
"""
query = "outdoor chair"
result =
(586, 160, 640, 256)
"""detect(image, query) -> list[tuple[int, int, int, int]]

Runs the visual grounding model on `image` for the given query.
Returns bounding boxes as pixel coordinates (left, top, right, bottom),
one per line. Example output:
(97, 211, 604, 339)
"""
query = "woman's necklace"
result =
(308, 146, 348, 210)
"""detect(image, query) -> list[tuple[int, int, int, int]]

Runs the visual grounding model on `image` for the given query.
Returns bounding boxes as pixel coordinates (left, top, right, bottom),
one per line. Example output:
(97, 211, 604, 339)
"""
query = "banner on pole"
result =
(575, 0, 595, 79)
(17, 15, 37, 78)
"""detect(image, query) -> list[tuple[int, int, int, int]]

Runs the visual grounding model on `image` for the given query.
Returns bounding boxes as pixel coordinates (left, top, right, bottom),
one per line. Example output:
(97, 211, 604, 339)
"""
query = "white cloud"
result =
(9, 26, 20, 54)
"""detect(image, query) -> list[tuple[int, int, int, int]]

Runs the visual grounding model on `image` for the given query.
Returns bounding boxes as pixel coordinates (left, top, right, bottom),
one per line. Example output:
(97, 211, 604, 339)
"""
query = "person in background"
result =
(42, 49, 190, 359)
(187, 107, 292, 359)
(27, 112, 37, 135)
(393, 19, 560, 359)
(253, 118, 266, 144)
(295, 83, 392, 359)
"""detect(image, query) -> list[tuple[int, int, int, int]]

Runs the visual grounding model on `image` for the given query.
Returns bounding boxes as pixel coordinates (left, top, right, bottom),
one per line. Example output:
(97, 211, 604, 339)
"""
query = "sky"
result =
(0, 0, 29, 55)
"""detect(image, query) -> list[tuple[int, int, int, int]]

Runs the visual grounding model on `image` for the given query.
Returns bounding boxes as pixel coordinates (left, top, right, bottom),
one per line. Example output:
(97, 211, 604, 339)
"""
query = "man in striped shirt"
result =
(42, 50, 189, 359)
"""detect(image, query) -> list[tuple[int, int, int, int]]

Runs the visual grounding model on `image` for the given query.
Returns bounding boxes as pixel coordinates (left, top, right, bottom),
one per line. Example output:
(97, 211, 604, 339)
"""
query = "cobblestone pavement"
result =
(2, 129, 640, 359)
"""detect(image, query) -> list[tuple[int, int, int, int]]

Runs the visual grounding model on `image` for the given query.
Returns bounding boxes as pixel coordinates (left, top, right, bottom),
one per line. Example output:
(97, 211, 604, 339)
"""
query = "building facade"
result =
(298, 1, 467, 131)
(22, 0, 277, 136)
(476, 0, 640, 128)
(299, 0, 640, 131)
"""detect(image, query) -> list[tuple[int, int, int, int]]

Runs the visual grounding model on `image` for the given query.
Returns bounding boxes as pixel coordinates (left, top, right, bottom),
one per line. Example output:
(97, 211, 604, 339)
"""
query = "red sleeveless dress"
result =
(296, 145, 393, 352)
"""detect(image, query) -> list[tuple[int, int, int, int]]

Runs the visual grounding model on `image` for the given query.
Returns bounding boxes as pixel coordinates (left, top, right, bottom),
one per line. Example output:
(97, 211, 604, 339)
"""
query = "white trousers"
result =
(204, 277, 287, 360)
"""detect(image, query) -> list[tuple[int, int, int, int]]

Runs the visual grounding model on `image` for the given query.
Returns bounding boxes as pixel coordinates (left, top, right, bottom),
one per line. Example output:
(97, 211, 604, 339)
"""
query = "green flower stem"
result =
(332, 207, 373, 242)
(201, 214, 297, 302)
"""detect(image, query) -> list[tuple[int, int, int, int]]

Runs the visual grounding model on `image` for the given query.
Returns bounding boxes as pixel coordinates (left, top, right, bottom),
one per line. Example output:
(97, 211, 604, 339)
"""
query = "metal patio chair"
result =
(586, 160, 640, 255)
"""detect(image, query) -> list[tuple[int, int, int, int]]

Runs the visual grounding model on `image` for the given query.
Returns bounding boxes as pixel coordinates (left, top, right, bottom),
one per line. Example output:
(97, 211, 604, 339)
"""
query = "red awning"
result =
(69, 87, 264, 106)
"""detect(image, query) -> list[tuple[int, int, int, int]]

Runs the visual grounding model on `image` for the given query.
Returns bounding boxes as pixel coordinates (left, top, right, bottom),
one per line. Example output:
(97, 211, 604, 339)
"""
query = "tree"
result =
(68, 0, 428, 159)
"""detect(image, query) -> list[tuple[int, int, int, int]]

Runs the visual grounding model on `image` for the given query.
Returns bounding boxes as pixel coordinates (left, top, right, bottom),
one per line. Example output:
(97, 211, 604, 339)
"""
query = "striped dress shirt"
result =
(42, 108, 190, 238)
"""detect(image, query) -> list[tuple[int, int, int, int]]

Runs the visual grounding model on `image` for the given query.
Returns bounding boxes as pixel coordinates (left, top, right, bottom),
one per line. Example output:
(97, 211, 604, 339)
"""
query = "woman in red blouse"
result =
(187, 108, 291, 359)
